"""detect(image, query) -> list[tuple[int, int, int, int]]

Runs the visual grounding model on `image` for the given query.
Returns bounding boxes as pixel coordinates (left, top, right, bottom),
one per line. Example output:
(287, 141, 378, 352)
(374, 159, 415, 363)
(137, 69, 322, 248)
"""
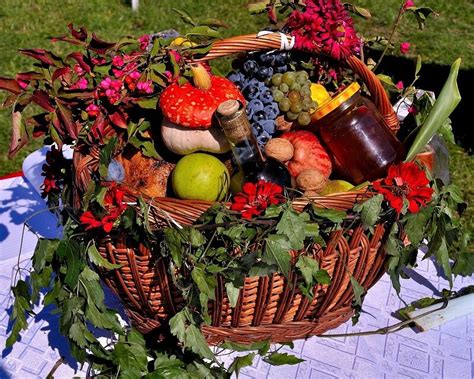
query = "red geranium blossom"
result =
(80, 185, 127, 232)
(231, 180, 285, 219)
(373, 162, 433, 214)
(286, 0, 360, 60)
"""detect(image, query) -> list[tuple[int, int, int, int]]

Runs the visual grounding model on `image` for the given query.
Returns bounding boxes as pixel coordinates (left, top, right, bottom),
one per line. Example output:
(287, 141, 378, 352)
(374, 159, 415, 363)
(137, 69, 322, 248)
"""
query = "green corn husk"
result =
(405, 58, 462, 162)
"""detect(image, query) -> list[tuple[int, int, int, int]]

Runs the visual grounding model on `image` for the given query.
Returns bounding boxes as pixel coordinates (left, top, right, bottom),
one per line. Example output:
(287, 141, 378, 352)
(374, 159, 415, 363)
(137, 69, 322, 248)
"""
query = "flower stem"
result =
(373, 0, 406, 72)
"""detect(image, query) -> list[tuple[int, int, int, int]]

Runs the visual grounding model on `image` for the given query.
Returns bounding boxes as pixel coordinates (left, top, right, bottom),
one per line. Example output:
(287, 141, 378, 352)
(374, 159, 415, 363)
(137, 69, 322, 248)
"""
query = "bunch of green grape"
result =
(269, 70, 318, 126)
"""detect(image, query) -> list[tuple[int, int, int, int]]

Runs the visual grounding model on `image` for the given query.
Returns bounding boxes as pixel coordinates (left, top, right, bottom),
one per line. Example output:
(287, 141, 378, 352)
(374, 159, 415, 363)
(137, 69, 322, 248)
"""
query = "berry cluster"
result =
(227, 51, 290, 145)
(270, 70, 317, 126)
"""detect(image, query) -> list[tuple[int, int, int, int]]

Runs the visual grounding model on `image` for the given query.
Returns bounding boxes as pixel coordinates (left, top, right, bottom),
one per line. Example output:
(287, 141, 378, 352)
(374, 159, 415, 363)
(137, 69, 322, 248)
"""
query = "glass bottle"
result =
(311, 83, 405, 184)
(216, 100, 291, 188)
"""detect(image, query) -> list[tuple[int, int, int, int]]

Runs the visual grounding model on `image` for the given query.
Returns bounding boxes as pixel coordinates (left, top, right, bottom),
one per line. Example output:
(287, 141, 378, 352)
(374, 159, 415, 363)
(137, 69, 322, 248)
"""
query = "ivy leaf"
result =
(184, 324, 214, 360)
(296, 256, 319, 287)
(263, 204, 284, 218)
(87, 242, 121, 269)
(163, 228, 184, 268)
(169, 310, 187, 343)
(263, 352, 304, 366)
(350, 275, 365, 324)
(228, 353, 255, 377)
(312, 207, 347, 224)
(225, 282, 240, 308)
(221, 340, 270, 355)
(248, 262, 276, 277)
(32, 238, 59, 272)
(57, 239, 83, 288)
(276, 207, 305, 250)
(188, 228, 206, 247)
(263, 235, 292, 277)
(191, 266, 216, 300)
(353, 194, 384, 229)
(403, 205, 433, 246)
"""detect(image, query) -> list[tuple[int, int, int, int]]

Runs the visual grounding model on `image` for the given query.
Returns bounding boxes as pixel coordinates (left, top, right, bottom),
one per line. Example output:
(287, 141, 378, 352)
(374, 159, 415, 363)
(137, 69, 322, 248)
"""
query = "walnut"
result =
(264, 138, 294, 162)
(296, 169, 328, 193)
(275, 115, 294, 131)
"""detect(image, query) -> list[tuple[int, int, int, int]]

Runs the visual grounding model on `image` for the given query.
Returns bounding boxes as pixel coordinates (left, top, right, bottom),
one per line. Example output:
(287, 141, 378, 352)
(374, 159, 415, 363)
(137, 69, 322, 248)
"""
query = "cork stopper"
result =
(216, 100, 252, 143)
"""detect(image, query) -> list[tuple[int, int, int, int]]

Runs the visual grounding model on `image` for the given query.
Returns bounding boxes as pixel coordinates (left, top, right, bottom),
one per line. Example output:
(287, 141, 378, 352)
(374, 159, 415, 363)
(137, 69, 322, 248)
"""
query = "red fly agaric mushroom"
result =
(159, 63, 245, 128)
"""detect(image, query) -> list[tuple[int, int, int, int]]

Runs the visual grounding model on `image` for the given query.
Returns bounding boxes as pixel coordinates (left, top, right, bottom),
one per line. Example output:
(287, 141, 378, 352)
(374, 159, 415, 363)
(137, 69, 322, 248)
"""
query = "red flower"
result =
(80, 185, 127, 232)
(286, 0, 360, 60)
(231, 180, 285, 219)
(373, 162, 433, 214)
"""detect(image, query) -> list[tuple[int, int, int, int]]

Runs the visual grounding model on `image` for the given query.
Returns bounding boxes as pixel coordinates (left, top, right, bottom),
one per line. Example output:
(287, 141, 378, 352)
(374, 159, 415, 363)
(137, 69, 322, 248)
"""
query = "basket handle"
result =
(193, 33, 400, 133)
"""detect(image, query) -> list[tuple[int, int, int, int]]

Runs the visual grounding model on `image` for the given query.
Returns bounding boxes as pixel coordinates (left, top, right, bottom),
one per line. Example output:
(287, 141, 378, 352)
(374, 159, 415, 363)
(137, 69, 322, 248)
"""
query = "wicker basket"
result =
(73, 33, 399, 345)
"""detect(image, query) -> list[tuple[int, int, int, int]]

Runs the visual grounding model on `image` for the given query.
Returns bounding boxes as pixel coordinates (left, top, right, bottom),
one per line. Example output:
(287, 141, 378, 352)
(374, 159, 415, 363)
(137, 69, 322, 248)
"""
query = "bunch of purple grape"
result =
(227, 51, 290, 145)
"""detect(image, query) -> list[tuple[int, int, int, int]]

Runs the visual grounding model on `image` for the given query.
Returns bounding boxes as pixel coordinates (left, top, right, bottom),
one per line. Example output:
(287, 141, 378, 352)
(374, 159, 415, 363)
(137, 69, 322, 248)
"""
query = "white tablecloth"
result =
(0, 151, 473, 378)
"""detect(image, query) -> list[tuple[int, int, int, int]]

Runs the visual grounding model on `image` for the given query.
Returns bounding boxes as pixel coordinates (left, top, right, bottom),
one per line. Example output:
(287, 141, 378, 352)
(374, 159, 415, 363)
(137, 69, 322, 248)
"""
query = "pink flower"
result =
(112, 55, 124, 67)
(74, 64, 85, 76)
(169, 50, 182, 63)
(86, 104, 100, 118)
(395, 81, 404, 90)
(328, 69, 338, 81)
(400, 41, 411, 54)
(138, 35, 150, 51)
(129, 71, 141, 80)
(75, 78, 88, 90)
(112, 68, 124, 78)
(403, 0, 415, 10)
(286, 0, 360, 60)
(408, 105, 418, 115)
(136, 80, 154, 94)
(100, 77, 113, 90)
(91, 56, 107, 66)
(18, 80, 28, 90)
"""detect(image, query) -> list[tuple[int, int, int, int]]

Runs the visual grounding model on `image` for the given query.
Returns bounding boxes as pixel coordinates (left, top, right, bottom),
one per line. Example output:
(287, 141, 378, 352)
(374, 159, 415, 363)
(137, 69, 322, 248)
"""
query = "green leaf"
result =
(415, 55, 422, 77)
(304, 223, 320, 238)
(172, 8, 196, 26)
(163, 228, 184, 268)
(184, 324, 214, 360)
(276, 207, 305, 250)
(32, 238, 59, 272)
(353, 194, 384, 229)
(406, 59, 461, 161)
(248, 262, 276, 277)
(296, 256, 319, 287)
(169, 310, 187, 343)
(435, 238, 453, 287)
(403, 205, 433, 246)
(263, 235, 292, 277)
(57, 240, 83, 288)
(312, 207, 347, 223)
(350, 275, 365, 306)
(221, 340, 270, 354)
(188, 228, 206, 247)
(140, 141, 160, 159)
(186, 26, 222, 41)
(191, 266, 216, 300)
(225, 282, 240, 308)
(229, 353, 255, 377)
(87, 242, 121, 269)
(263, 204, 284, 218)
(263, 352, 304, 366)
(136, 98, 158, 109)
(313, 269, 331, 285)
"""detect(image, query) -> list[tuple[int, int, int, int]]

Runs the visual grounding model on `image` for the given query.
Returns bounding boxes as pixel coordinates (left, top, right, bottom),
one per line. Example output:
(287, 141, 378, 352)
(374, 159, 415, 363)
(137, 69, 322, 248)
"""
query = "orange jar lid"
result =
(312, 82, 360, 122)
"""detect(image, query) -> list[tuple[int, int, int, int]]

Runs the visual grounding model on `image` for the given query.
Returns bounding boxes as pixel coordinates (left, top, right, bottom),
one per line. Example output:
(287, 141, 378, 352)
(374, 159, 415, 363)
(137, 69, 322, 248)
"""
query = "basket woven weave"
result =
(74, 33, 399, 344)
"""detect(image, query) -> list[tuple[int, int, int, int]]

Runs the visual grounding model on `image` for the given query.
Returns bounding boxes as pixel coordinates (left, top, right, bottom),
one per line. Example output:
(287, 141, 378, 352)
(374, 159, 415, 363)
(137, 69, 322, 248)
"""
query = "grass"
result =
(0, 0, 472, 235)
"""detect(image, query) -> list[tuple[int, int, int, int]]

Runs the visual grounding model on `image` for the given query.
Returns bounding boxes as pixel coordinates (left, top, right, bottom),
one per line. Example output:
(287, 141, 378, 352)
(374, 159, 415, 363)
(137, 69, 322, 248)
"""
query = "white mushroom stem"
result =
(406, 293, 474, 331)
(190, 63, 212, 91)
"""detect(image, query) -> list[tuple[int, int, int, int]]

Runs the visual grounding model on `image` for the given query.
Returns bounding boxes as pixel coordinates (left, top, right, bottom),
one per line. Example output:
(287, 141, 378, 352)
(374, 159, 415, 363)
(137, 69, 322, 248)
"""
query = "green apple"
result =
(172, 153, 230, 201)
(230, 170, 245, 194)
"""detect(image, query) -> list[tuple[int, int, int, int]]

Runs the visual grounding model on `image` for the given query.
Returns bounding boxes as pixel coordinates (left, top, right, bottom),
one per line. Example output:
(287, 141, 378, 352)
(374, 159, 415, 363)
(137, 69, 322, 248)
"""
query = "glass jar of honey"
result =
(311, 82, 404, 184)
